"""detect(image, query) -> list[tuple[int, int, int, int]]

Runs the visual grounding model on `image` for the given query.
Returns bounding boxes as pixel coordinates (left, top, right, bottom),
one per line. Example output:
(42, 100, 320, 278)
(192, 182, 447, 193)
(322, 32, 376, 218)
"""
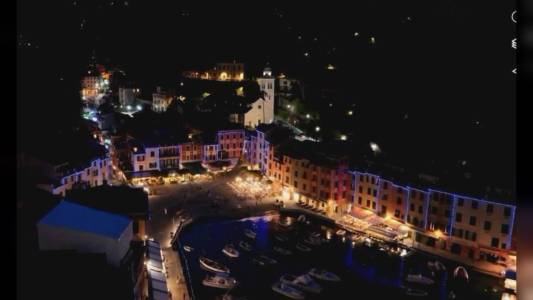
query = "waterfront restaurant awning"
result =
(180, 162, 207, 174)
(146, 239, 169, 300)
(148, 269, 169, 300)
(350, 207, 374, 221)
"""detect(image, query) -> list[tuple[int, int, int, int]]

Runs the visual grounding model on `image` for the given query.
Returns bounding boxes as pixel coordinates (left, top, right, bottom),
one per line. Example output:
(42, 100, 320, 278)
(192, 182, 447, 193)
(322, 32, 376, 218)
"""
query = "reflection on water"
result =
(176, 213, 502, 300)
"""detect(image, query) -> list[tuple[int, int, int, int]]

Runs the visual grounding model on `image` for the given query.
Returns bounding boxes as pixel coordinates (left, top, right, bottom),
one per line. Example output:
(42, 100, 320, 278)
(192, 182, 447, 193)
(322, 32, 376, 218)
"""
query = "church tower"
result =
(256, 65, 275, 124)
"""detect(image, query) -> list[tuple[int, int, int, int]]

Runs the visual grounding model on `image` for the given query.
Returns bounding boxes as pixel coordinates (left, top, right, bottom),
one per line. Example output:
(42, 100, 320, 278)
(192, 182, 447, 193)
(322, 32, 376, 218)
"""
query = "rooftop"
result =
(39, 201, 132, 239)
(65, 185, 148, 217)
(275, 139, 348, 168)
(23, 250, 132, 300)
(256, 123, 294, 144)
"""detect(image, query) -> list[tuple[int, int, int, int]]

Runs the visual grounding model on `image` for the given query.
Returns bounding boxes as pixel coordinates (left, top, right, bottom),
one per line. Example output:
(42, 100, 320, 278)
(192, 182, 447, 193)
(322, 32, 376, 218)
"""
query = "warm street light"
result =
(315, 126, 320, 132)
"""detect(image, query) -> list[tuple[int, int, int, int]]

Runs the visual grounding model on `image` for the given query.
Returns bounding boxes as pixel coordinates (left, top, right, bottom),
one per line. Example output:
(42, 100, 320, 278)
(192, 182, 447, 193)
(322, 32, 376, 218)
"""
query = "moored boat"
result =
(222, 244, 240, 258)
(275, 235, 289, 242)
(311, 231, 321, 238)
(335, 229, 346, 236)
(405, 288, 428, 297)
(281, 274, 322, 293)
(406, 274, 435, 285)
(258, 254, 277, 265)
(252, 257, 267, 266)
(239, 240, 252, 251)
(453, 266, 469, 283)
(278, 218, 292, 228)
(308, 268, 341, 282)
(272, 281, 306, 299)
(303, 235, 321, 246)
(202, 274, 237, 289)
(428, 260, 446, 272)
(296, 242, 311, 252)
(199, 257, 230, 274)
(273, 246, 292, 255)
(244, 228, 257, 239)
(183, 245, 194, 252)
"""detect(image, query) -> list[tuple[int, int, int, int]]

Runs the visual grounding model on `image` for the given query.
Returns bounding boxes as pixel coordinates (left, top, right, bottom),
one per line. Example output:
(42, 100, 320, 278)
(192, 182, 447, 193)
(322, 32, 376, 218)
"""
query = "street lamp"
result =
(315, 126, 320, 132)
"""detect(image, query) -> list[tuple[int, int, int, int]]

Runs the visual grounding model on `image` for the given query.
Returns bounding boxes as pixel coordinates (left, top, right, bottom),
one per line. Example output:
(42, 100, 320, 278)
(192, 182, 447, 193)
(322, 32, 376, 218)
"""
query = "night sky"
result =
(17, 1, 516, 190)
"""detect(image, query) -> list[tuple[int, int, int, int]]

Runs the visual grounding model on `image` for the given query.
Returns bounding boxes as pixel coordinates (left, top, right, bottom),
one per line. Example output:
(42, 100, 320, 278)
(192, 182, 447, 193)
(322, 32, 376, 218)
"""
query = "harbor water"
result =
(176, 212, 503, 300)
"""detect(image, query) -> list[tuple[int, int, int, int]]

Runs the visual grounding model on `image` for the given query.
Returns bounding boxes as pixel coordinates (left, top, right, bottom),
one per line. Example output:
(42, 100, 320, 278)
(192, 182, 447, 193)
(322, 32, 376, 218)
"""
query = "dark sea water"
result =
(176, 213, 503, 300)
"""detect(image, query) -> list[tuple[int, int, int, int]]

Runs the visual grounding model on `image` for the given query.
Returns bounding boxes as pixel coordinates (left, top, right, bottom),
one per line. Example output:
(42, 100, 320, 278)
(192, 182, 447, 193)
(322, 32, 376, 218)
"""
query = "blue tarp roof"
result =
(38, 201, 131, 239)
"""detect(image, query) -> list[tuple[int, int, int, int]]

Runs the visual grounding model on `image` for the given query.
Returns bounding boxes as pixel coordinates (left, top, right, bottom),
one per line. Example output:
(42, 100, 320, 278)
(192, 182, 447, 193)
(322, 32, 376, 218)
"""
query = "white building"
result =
(243, 66, 275, 128)
(37, 201, 133, 267)
(119, 87, 137, 107)
(51, 157, 114, 197)
(131, 146, 160, 172)
(152, 87, 173, 113)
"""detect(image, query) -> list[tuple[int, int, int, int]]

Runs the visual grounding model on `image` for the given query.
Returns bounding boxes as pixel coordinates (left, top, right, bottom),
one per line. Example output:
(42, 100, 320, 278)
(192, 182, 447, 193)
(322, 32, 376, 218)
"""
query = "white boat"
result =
(296, 242, 311, 252)
(400, 249, 408, 257)
(448, 291, 456, 299)
(281, 274, 322, 293)
(278, 218, 291, 227)
(199, 257, 230, 274)
(435, 261, 446, 272)
(272, 281, 306, 300)
(311, 231, 321, 238)
(258, 254, 277, 265)
(252, 257, 267, 266)
(453, 266, 469, 283)
(406, 274, 435, 285)
(244, 229, 257, 239)
(405, 288, 428, 297)
(275, 235, 289, 242)
(335, 229, 346, 236)
(303, 236, 321, 246)
(183, 245, 194, 252)
(222, 244, 240, 258)
(428, 260, 446, 272)
(273, 246, 292, 256)
(239, 240, 252, 251)
(202, 274, 237, 289)
(297, 215, 306, 222)
(308, 268, 341, 282)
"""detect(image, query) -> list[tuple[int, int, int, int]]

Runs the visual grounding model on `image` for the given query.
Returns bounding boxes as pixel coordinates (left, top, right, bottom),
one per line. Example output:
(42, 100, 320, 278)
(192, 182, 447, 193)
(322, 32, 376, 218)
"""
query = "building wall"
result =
(351, 172, 380, 213)
(217, 130, 245, 160)
(426, 190, 455, 233)
(37, 222, 133, 267)
(214, 63, 244, 81)
(179, 142, 203, 163)
(183, 62, 244, 81)
(451, 196, 515, 251)
(405, 188, 429, 230)
(132, 147, 160, 172)
(53, 157, 114, 196)
(158, 146, 179, 170)
(202, 144, 219, 162)
(119, 88, 136, 107)
(81, 76, 100, 89)
(378, 180, 410, 222)
(152, 93, 172, 113)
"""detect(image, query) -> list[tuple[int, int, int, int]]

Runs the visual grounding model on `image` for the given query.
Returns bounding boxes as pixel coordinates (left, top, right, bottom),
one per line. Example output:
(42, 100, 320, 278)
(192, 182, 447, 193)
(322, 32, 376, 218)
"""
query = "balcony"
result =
(159, 151, 179, 158)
